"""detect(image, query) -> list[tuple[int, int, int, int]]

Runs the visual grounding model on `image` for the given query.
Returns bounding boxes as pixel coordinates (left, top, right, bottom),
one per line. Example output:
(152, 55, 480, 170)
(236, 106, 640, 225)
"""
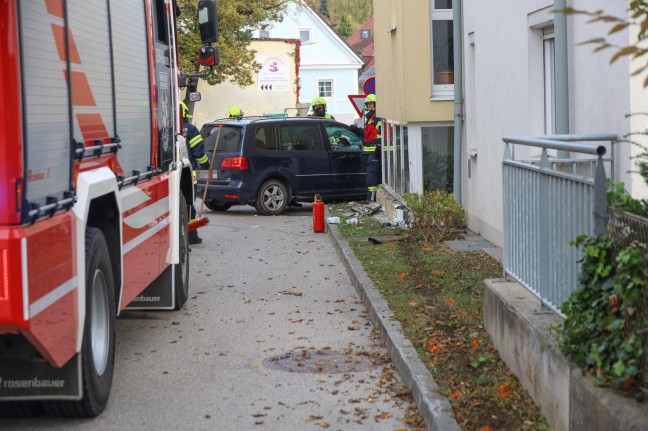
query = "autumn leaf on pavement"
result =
(348, 325, 360, 330)
(305, 415, 324, 422)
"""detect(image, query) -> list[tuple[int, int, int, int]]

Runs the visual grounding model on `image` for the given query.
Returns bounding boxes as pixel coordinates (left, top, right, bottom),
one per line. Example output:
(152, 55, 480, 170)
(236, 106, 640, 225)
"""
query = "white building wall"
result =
(462, 0, 645, 247)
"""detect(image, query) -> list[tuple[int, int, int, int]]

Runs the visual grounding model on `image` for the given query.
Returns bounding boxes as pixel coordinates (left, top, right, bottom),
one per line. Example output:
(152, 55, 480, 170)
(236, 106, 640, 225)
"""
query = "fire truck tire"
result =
(174, 194, 190, 310)
(0, 401, 44, 417)
(255, 179, 289, 215)
(45, 227, 116, 417)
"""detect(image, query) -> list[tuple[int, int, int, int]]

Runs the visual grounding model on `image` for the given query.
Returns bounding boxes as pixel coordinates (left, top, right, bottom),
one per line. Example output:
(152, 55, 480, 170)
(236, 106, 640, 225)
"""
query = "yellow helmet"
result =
(311, 97, 326, 108)
(180, 101, 192, 119)
(229, 106, 244, 117)
(364, 94, 376, 105)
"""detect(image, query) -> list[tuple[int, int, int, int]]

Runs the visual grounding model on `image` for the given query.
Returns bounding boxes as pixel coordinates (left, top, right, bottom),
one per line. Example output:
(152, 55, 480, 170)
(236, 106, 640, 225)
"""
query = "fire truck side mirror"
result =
(198, 46, 219, 67)
(198, 0, 219, 44)
(188, 92, 202, 102)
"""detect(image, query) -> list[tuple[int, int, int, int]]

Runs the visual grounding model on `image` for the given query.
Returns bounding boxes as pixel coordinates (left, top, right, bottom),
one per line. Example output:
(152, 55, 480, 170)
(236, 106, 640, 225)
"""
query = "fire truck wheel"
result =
(255, 179, 289, 215)
(45, 227, 116, 417)
(174, 194, 190, 310)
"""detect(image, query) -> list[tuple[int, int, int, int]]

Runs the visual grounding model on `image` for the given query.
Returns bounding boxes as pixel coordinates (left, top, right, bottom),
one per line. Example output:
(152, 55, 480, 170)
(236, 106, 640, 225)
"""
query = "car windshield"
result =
(203, 125, 242, 153)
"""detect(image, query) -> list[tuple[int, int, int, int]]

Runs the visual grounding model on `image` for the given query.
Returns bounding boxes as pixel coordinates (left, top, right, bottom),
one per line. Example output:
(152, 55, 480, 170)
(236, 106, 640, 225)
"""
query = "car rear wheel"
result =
(255, 179, 288, 215)
(204, 198, 232, 212)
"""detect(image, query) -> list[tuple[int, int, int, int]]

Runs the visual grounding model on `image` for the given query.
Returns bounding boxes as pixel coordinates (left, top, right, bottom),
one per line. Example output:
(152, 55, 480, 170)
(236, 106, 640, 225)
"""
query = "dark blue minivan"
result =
(196, 117, 367, 215)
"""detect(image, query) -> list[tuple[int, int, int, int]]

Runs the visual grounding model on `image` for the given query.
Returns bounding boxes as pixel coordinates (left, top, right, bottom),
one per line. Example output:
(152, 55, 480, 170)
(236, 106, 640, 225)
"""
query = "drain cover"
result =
(263, 349, 374, 374)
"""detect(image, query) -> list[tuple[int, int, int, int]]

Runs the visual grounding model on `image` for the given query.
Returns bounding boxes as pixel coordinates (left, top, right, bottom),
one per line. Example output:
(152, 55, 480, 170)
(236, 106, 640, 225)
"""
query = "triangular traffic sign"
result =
(348, 94, 366, 117)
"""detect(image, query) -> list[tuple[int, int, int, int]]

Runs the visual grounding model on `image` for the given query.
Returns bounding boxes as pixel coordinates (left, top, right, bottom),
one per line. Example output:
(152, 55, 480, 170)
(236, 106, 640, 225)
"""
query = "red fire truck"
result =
(0, 0, 218, 417)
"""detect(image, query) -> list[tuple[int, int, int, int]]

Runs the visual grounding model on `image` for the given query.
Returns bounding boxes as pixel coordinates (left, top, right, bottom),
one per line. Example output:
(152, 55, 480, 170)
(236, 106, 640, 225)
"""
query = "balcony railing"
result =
(502, 134, 618, 314)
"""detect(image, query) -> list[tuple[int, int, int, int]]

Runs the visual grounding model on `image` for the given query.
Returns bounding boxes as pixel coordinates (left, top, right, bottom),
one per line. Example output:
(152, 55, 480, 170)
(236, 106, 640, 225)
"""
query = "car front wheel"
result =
(255, 179, 288, 215)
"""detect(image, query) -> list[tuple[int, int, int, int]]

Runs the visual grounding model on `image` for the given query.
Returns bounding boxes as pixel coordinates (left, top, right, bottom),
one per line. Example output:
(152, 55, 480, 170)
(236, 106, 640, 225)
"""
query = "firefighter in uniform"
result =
(351, 94, 381, 201)
(308, 97, 335, 120)
(181, 101, 209, 245)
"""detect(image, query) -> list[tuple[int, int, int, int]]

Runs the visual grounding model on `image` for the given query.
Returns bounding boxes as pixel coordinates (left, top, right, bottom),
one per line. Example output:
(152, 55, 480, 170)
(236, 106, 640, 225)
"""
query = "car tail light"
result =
(221, 157, 248, 170)
(225, 194, 240, 199)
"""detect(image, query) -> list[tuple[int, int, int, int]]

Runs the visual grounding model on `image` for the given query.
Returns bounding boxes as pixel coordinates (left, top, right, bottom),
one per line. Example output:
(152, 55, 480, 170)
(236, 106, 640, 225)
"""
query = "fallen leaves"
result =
(451, 389, 461, 399)
(498, 383, 510, 399)
(399, 272, 407, 281)
(446, 298, 456, 307)
(280, 290, 303, 296)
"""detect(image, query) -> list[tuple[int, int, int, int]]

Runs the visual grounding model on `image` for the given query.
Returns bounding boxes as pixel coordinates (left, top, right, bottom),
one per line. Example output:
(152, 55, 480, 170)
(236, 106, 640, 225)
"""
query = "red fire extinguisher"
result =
(313, 194, 325, 232)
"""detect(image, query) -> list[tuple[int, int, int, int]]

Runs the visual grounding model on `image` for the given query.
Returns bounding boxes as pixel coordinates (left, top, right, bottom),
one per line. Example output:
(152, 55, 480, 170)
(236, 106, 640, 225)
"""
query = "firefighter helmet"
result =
(364, 94, 376, 105)
(229, 106, 244, 117)
(311, 97, 327, 108)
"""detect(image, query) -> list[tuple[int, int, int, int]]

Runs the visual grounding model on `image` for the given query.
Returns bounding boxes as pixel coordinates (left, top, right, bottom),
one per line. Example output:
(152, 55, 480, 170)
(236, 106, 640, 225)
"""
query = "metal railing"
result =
(502, 134, 618, 314)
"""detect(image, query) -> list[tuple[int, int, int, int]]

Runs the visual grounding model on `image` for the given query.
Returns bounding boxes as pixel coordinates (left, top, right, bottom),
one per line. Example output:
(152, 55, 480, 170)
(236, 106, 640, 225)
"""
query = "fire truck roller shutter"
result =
(110, 0, 153, 176)
(19, 2, 72, 215)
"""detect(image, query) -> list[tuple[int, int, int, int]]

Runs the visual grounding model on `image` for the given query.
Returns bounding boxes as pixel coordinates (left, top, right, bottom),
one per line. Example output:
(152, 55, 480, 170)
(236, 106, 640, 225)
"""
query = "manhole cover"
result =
(263, 349, 374, 374)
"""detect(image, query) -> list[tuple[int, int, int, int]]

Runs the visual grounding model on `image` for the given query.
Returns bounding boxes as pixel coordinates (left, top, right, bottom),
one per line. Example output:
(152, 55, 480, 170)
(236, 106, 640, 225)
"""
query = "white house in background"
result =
(255, 2, 364, 124)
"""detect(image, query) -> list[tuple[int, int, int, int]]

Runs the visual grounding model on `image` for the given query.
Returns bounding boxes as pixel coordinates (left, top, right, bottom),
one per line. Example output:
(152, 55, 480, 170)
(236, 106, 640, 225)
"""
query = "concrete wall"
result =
(484, 279, 648, 431)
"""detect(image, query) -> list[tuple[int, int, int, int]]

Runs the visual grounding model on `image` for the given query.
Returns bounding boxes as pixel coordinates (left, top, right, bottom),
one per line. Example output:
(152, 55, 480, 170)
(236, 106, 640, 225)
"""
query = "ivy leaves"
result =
(561, 234, 647, 387)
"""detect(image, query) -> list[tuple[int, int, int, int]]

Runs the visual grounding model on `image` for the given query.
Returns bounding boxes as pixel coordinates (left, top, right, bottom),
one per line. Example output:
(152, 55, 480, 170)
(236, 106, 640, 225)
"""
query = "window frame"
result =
(298, 27, 312, 44)
(360, 29, 370, 39)
(429, 1, 454, 99)
(318, 79, 333, 98)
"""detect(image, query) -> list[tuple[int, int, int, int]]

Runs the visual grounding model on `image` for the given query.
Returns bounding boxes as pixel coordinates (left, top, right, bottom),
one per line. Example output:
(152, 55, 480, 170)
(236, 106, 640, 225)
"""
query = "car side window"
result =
(254, 126, 276, 150)
(325, 124, 362, 152)
(204, 126, 242, 153)
(279, 124, 322, 151)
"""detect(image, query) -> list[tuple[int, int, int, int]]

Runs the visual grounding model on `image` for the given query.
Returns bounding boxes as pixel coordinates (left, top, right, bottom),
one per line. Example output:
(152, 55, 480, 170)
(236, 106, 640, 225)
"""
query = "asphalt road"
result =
(0, 204, 420, 431)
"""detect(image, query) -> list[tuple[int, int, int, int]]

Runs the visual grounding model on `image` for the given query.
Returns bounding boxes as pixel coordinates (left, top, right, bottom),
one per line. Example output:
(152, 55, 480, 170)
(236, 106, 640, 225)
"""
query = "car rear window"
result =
(203, 126, 242, 153)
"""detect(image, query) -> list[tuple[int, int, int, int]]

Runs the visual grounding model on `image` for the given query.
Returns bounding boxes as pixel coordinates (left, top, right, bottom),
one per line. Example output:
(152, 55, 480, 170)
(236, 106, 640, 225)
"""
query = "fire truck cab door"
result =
(152, 0, 174, 171)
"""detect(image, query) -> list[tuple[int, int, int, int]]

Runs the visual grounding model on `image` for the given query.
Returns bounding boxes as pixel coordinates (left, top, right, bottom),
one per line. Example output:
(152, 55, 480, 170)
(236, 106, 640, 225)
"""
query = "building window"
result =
(422, 126, 454, 192)
(318, 80, 333, 98)
(430, 1, 453, 98)
(299, 28, 312, 44)
(361, 29, 370, 39)
(382, 121, 410, 196)
(259, 30, 270, 38)
(543, 27, 556, 134)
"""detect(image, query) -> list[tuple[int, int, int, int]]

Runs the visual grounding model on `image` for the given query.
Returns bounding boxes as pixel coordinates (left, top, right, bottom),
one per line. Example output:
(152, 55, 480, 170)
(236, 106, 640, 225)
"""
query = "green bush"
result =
(561, 234, 647, 387)
(607, 180, 648, 218)
(402, 191, 465, 243)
